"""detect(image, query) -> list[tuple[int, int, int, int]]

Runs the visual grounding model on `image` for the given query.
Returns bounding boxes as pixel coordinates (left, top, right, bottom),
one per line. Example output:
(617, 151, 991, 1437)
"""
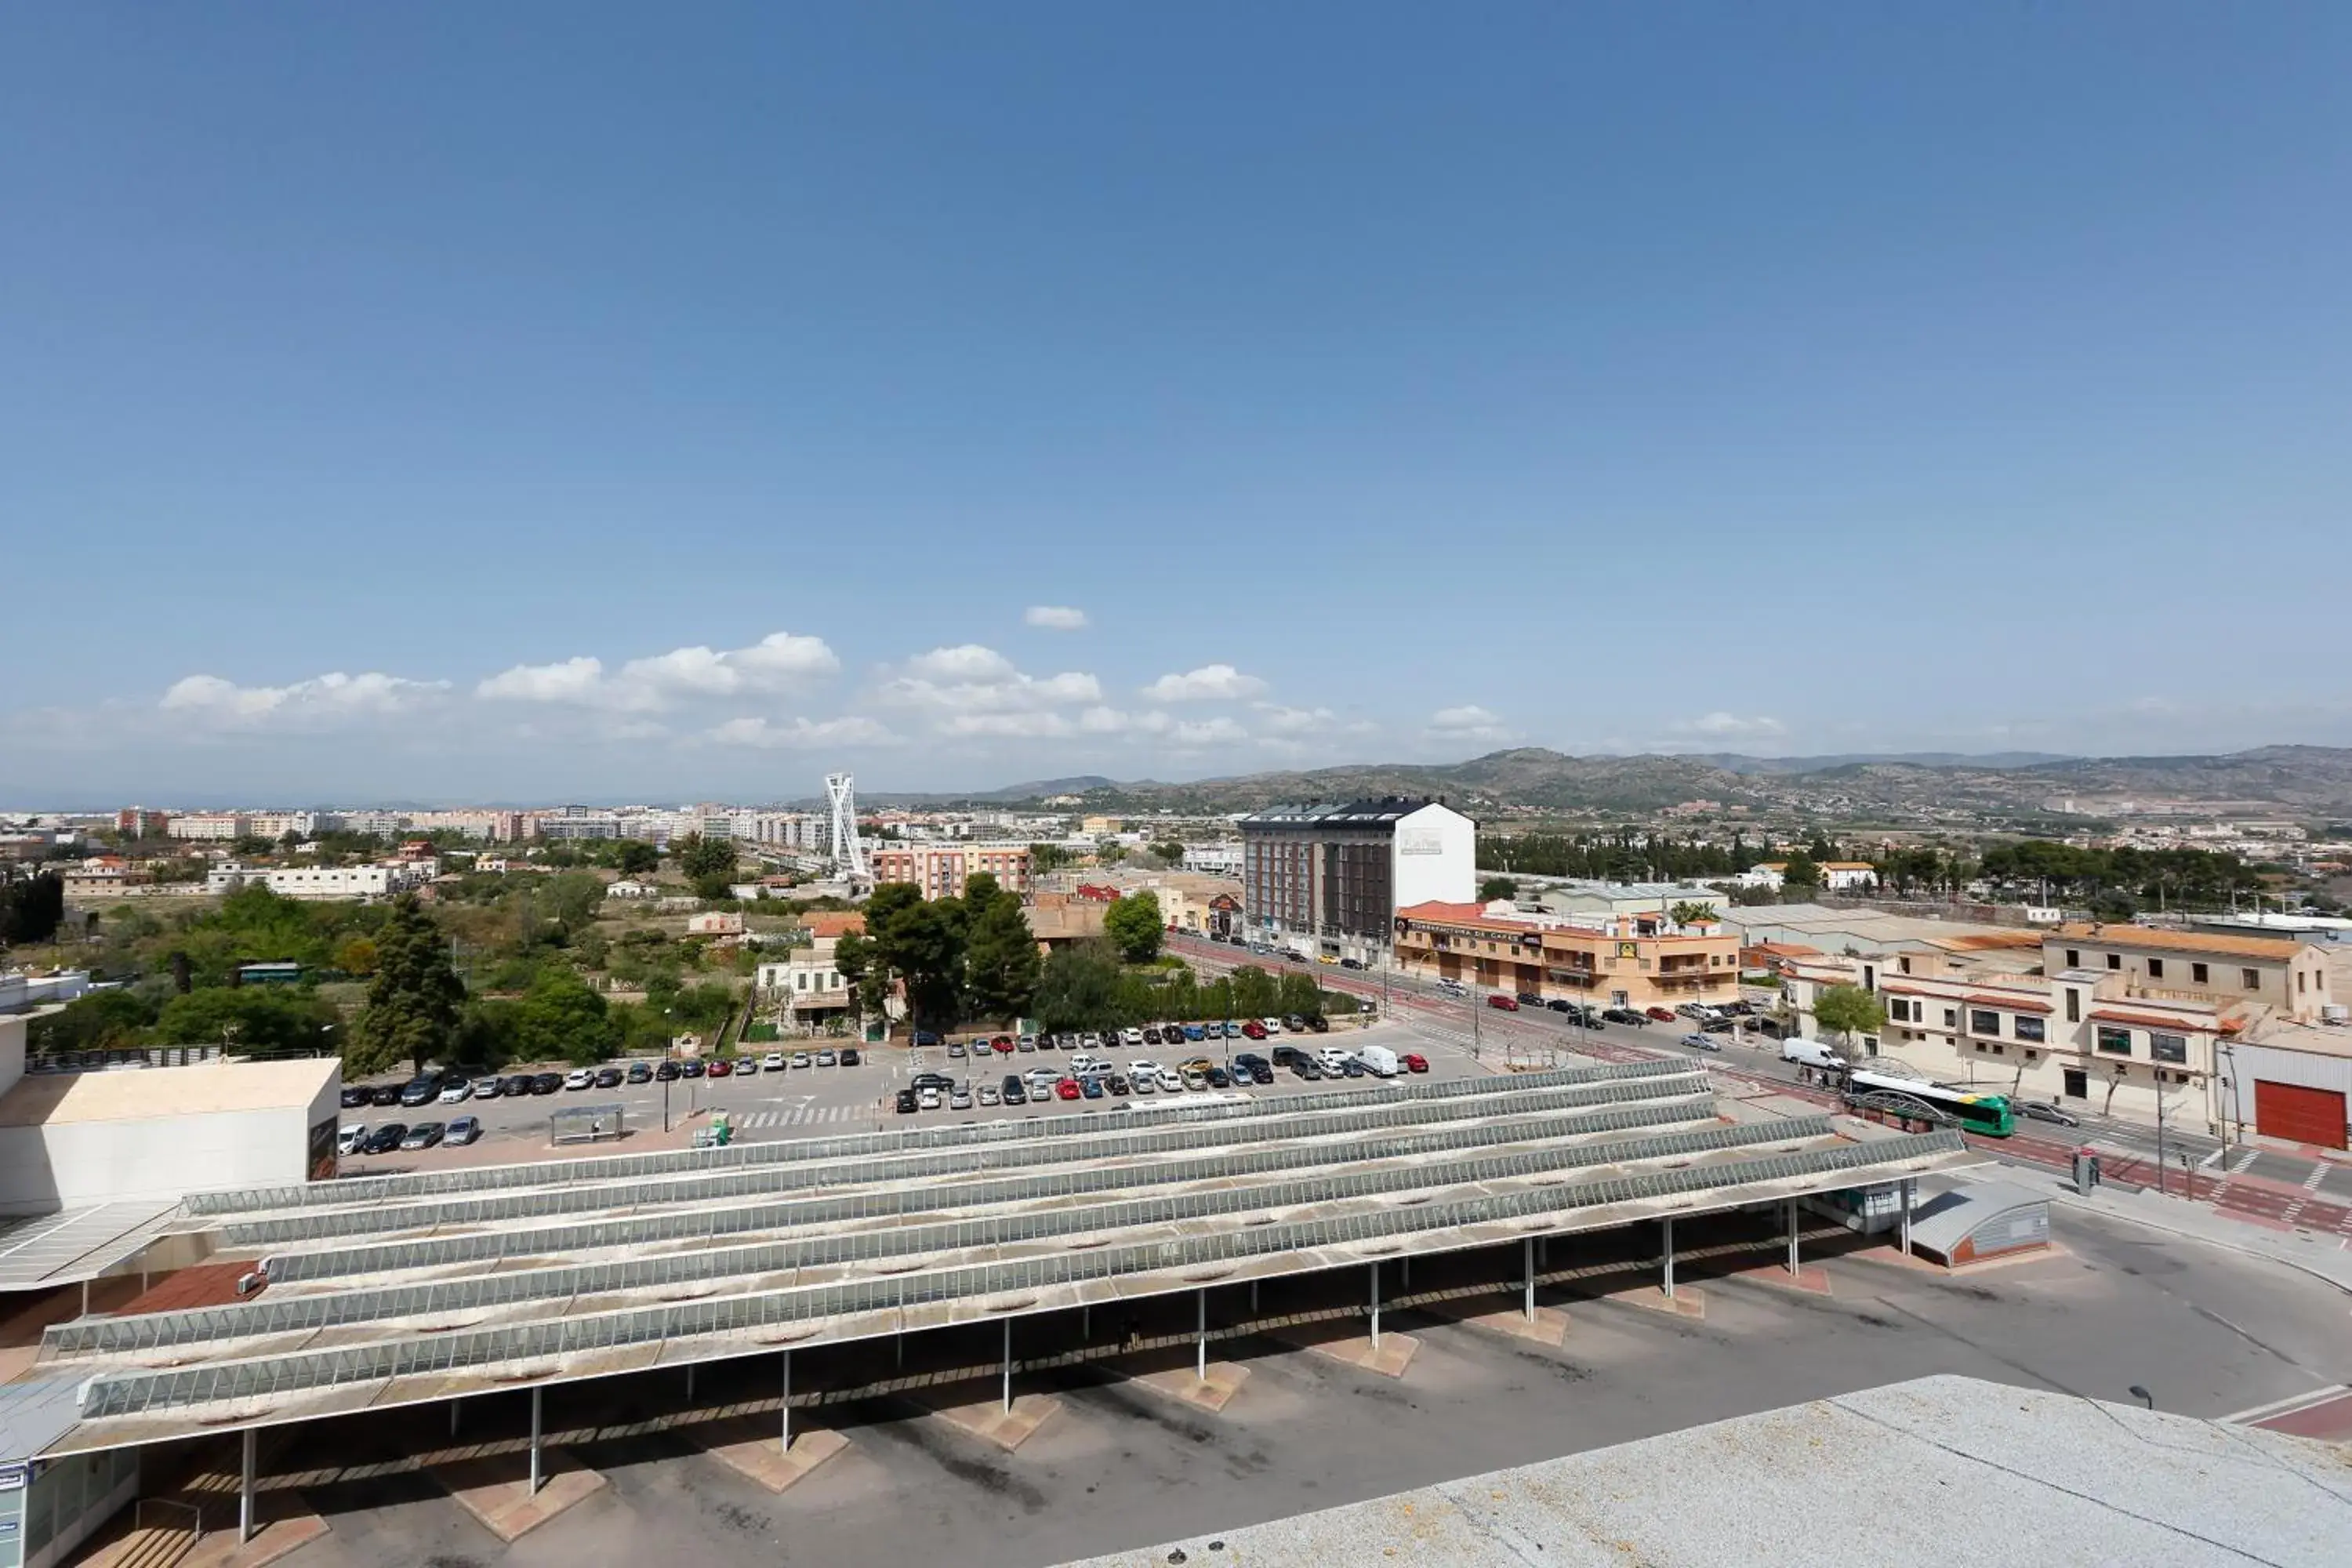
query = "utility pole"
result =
(2155, 1085, 2167, 1196)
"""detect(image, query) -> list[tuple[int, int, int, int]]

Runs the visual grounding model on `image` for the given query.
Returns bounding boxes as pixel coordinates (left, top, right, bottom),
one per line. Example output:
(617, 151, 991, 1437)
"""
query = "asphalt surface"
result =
(274, 1196, 2352, 1568)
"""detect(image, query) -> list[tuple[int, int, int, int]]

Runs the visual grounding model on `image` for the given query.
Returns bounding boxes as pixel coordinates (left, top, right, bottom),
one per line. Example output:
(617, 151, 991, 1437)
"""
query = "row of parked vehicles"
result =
(342, 1049, 866, 1109)
(916, 1017, 1331, 1061)
(337, 1115, 481, 1157)
(893, 1040, 1429, 1113)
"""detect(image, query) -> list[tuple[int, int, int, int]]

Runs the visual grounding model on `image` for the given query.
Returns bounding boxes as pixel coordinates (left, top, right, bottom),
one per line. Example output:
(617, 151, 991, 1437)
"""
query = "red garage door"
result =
(2253, 1080, 2348, 1150)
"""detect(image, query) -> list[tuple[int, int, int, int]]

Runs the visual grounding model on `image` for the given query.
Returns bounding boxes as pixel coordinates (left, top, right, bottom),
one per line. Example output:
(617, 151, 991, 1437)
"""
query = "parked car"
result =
(762, 1052, 786, 1071)
(1240, 1020, 1268, 1040)
(474, 1076, 505, 1100)
(341, 1085, 372, 1109)
(399, 1079, 441, 1108)
(445, 1115, 481, 1146)
(1436, 978, 1467, 997)
(1233, 1051, 1272, 1081)
(1340, 956, 1364, 970)
(1106, 1073, 1132, 1095)
(1487, 993, 1520, 1011)
(1645, 1006, 1678, 1022)
(993, 1035, 1014, 1054)
(917, 1087, 942, 1110)
(840, 1048, 861, 1066)
(911, 1072, 957, 1093)
(1051, 1076, 1077, 1101)
(735, 1057, 760, 1076)
(2016, 1101, 2082, 1128)
(789, 1051, 811, 1069)
(978, 1085, 1000, 1106)
(1702, 1017, 1738, 1033)
(1080, 1075, 1105, 1099)
(503, 1073, 535, 1097)
(337, 1123, 368, 1156)
(361, 1123, 407, 1155)
(1156, 1068, 1185, 1092)
(947, 1040, 967, 1058)
(1261, 1017, 1285, 1034)
(1679, 1032, 1722, 1053)
(684, 1058, 710, 1078)
(655, 1059, 682, 1081)
(949, 1086, 973, 1110)
(1289, 1060, 1324, 1080)
(401, 1122, 445, 1151)
(912, 1030, 940, 1048)
(1306, 1014, 1330, 1033)
(1401, 1052, 1429, 1073)
(1547, 998, 1577, 1014)
(1601, 1007, 1647, 1025)
(816, 1049, 837, 1066)
(595, 1066, 625, 1087)
(529, 1073, 563, 1094)
(1205, 1065, 1231, 1089)
(627, 1061, 653, 1083)
(707, 1058, 732, 1078)
(895, 1088, 918, 1114)
(564, 1069, 593, 1091)
(1001, 1075, 1028, 1105)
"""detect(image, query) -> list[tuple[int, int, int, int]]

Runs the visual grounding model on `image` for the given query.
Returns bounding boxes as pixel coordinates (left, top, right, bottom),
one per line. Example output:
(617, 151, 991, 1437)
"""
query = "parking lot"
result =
(335, 1018, 1480, 1172)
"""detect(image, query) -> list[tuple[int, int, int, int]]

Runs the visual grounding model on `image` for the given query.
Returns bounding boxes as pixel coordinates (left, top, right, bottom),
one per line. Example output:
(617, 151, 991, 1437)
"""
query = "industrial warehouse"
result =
(0, 1058, 1971, 1556)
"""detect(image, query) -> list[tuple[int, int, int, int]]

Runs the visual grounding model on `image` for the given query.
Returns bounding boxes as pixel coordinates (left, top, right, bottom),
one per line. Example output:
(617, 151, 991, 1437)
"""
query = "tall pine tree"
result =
(349, 895, 465, 1075)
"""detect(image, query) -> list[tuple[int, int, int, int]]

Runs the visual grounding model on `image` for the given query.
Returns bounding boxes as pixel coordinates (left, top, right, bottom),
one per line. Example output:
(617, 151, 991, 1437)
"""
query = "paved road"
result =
(278, 1196, 2352, 1568)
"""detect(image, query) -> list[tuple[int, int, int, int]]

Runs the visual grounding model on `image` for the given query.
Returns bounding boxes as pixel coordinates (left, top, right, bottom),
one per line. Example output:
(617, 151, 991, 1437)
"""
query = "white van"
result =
(1780, 1036, 1848, 1072)
(1355, 1045, 1400, 1078)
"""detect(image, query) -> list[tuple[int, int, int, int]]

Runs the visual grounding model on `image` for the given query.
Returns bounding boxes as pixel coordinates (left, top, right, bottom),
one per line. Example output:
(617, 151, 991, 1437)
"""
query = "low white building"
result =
(1822, 861, 1881, 891)
(206, 863, 420, 901)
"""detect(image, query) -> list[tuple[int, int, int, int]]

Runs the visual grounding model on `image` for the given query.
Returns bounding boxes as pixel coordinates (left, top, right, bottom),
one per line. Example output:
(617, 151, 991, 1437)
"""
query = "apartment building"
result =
(205, 862, 420, 902)
(167, 813, 250, 842)
(754, 939, 854, 1030)
(1393, 901, 1742, 1012)
(869, 842, 1033, 900)
(114, 809, 169, 840)
(1240, 798, 1475, 964)
(1821, 862, 1879, 891)
(1779, 921, 2336, 1133)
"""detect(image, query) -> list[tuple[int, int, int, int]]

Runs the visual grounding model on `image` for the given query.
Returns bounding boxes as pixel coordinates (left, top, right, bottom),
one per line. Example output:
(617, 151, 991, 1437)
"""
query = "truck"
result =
(1779, 1036, 1849, 1072)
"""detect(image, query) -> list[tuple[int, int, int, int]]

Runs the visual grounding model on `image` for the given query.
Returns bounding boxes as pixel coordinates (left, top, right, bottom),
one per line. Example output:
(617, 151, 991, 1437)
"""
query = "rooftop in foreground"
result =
(1062, 1374, 2352, 1568)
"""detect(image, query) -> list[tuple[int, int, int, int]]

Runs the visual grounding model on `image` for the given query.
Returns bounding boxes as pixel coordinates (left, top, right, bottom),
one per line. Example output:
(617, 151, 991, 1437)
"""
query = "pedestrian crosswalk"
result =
(728, 1102, 867, 1131)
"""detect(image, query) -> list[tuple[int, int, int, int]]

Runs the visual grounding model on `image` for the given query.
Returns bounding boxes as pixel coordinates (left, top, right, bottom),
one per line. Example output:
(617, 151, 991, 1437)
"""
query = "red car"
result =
(1644, 1007, 1676, 1023)
(1240, 1019, 1268, 1040)
(708, 1058, 733, 1077)
(1054, 1076, 1081, 1100)
(1487, 993, 1519, 1011)
(1401, 1052, 1429, 1073)
(991, 1036, 1014, 1054)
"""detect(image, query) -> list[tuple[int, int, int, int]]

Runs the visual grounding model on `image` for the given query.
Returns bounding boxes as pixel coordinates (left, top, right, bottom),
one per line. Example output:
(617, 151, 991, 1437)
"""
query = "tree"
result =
(543, 870, 608, 933)
(29, 989, 158, 1054)
(676, 833, 737, 884)
(1780, 851, 1822, 891)
(333, 936, 380, 976)
(154, 986, 339, 1054)
(1103, 891, 1164, 964)
(1479, 877, 1519, 903)
(0, 873, 66, 947)
(510, 970, 623, 1066)
(1034, 941, 1123, 1032)
(964, 892, 1041, 1022)
(1812, 984, 1886, 1044)
(1029, 842, 1077, 873)
(1668, 902, 1716, 927)
(349, 895, 466, 1075)
(616, 840, 660, 877)
(1151, 840, 1186, 866)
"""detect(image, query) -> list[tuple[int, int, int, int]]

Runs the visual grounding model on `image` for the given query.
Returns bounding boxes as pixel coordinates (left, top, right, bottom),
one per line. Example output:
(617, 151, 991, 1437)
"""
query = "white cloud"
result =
(708, 715, 898, 749)
(942, 710, 1074, 739)
(161, 670, 450, 727)
(1672, 712, 1787, 738)
(1427, 703, 1515, 745)
(878, 645, 1103, 714)
(1168, 716, 1250, 747)
(478, 632, 838, 710)
(1251, 702, 1340, 735)
(477, 656, 609, 706)
(1142, 664, 1268, 703)
(1024, 605, 1089, 631)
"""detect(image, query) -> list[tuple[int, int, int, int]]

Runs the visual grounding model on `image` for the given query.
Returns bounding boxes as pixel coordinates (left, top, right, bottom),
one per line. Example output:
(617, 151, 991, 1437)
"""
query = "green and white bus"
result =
(1846, 1068, 2016, 1138)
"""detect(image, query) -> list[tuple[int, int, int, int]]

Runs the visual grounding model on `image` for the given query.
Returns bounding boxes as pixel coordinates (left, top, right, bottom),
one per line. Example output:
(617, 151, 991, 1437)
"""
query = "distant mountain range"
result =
(871, 746, 2352, 819)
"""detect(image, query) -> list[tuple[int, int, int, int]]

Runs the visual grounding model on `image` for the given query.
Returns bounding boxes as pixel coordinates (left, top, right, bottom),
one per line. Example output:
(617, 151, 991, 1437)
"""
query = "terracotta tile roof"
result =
(2055, 923, 2310, 961)
(1966, 993, 2053, 1013)
(1934, 933, 2045, 952)
(1397, 901, 1497, 925)
(1750, 942, 1824, 958)
(800, 911, 866, 938)
(2090, 1009, 2213, 1032)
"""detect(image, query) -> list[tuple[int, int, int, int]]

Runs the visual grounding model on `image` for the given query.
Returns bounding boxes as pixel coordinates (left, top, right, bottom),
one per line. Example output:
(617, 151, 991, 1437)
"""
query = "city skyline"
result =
(6, 5, 2350, 798)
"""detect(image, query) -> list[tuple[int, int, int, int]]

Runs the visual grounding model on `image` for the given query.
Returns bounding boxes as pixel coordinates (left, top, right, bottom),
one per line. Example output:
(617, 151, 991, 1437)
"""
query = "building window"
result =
(2147, 958, 2164, 979)
(2150, 1032, 2187, 1065)
(2299, 970, 2307, 994)
(2096, 1025, 2132, 1055)
(1943, 1008, 1958, 1029)
(2192, 963, 2209, 984)
(2065, 990, 2080, 1022)
(2106, 953, 2121, 971)
(2242, 968, 2260, 990)
(2014, 1016, 2045, 1044)
(2066, 949, 2080, 968)
(1969, 1009, 2001, 1036)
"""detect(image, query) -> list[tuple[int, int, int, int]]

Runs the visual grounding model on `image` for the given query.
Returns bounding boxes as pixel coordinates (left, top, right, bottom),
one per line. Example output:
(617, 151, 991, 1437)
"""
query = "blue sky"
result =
(5, 4, 2349, 805)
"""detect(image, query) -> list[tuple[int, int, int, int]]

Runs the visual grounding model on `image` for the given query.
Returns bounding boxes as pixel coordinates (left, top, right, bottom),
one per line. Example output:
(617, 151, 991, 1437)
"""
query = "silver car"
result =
(949, 1086, 973, 1110)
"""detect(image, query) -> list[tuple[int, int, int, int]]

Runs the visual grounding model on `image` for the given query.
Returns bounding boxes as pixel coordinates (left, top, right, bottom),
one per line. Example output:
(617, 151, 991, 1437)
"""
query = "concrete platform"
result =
(432, 1448, 607, 1543)
(909, 1390, 1062, 1452)
(1446, 1304, 1570, 1347)
(1587, 1283, 1708, 1321)
(1272, 1327, 1420, 1378)
(699, 1417, 851, 1493)
(1722, 1259, 1835, 1296)
(1129, 1360, 1250, 1414)
(180, 1511, 332, 1568)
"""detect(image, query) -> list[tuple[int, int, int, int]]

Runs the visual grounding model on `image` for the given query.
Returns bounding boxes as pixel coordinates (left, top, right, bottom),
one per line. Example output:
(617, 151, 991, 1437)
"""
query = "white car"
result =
(917, 1087, 942, 1109)
(1128, 1059, 1161, 1081)
(337, 1124, 367, 1156)
(978, 1085, 1001, 1106)
(790, 1051, 812, 1069)
(1027, 1066, 1061, 1091)
(1120, 1027, 1145, 1047)
(437, 1080, 473, 1104)
(1080, 1032, 1105, 1050)
(1069, 1054, 1106, 1076)
(1156, 1069, 1185, 1093)
(763, 1052, 786, 1071)
(1261, 1018, 1285, 1034)
(735, 1058, 760, 1076)
(815, 1049, 837, 1066)
(564, 1069, 593, 1091)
